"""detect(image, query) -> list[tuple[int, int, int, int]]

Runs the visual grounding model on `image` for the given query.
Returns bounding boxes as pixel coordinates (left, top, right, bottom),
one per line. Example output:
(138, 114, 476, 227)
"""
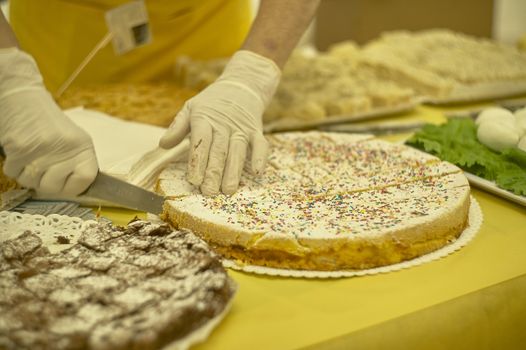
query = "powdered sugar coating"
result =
(0, 220, 236, 350)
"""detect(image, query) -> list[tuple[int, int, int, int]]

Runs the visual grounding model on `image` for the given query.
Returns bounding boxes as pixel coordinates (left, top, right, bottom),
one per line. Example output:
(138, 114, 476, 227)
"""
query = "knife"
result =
(1, 147, 165, 214)
(81, 172, 165, 214)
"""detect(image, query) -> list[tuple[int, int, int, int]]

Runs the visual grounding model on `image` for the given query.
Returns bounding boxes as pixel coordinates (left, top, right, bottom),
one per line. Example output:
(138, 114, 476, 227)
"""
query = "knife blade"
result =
(82, 172, 165, 214)
(0, 146, 165, 214)
(1, 147, 165, 214)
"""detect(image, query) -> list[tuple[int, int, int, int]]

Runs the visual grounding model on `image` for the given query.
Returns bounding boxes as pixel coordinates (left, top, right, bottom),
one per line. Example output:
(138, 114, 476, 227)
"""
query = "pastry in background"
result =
(56, 83, 197, 127)
(0, 159, 18, 194)
(174, 56, 229, 91)
(264, 45, 414, 122)
(171, 45, 415, 124)
(362, 29, 526, 99)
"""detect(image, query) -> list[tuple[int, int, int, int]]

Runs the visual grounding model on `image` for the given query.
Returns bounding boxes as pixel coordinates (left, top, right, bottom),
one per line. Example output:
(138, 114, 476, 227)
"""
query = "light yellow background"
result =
(101, 104, 526, 350)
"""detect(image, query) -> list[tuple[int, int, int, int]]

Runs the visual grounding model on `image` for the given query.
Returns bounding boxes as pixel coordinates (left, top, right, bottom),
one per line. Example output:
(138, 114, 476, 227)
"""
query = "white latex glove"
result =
(0, 48, 98, 195)
(160, 50, 281, 195)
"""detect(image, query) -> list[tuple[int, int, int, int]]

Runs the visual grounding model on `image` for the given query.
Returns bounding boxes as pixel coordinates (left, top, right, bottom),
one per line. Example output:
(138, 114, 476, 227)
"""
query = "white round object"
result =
(477, 121, 520, 152)
(518, 135, 526, 152)
(475, 107, 516, 127)
(514, 107, 526, 136)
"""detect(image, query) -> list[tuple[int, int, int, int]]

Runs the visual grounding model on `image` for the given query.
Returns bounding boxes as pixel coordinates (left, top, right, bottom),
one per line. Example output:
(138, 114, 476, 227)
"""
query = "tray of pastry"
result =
(360, 29, 526, 105)
(263, 100, 419, 132)
(424, 81, 526, 105)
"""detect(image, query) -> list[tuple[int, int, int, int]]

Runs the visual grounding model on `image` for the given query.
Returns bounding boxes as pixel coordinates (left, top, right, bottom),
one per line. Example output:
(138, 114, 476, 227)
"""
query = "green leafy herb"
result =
(406, 118, 526, 196)
(502, 147, 526, 169)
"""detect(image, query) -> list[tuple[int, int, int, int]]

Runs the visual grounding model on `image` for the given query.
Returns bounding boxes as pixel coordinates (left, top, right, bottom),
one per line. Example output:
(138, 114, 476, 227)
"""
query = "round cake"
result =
(157, 132, 470, 271)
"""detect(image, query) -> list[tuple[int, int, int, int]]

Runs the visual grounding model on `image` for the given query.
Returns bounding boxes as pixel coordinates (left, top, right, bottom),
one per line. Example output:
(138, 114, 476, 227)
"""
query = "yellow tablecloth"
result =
(100, 104, 526, 350)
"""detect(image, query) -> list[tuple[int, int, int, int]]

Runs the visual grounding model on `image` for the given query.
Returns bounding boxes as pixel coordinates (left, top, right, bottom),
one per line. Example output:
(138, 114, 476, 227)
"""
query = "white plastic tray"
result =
(424, 81, 526, 105)
(263, 101, 419, 133)
(464, 172, 526, 207)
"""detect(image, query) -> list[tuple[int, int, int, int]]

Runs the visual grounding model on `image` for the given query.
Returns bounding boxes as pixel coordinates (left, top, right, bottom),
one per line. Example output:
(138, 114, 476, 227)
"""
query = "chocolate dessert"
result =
(0, 219, 236, 350)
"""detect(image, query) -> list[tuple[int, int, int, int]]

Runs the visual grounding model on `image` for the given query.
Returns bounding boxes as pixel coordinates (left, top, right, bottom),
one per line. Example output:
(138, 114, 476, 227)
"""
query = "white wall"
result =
(493, 0, 526, 44)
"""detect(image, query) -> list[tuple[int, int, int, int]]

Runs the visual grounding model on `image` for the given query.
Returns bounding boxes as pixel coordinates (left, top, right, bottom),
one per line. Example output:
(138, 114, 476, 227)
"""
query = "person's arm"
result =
(0, 11, 98, 195)
(0, 11, 18, 48)
(242, 0, 320, 68)
(160, 1, 320, 196)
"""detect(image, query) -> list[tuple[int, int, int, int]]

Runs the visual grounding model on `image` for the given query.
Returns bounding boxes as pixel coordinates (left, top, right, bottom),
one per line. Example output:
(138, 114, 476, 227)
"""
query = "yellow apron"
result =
(10, 0, 252, 93)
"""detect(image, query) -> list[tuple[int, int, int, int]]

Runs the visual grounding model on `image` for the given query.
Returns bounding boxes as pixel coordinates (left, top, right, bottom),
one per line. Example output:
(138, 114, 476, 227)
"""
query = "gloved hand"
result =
(160, 50, 281, 195)
(0, 48, 98, 196)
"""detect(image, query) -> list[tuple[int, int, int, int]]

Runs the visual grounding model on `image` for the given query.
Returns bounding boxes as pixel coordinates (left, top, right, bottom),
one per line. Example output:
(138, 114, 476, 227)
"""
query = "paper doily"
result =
(222, 196, 483, 278)
(0, 211, 97, 254)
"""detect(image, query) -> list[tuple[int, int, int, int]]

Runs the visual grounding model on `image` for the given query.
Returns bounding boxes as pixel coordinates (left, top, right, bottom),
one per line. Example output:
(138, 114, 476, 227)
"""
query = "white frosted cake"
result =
(158, 132, 470, 271)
